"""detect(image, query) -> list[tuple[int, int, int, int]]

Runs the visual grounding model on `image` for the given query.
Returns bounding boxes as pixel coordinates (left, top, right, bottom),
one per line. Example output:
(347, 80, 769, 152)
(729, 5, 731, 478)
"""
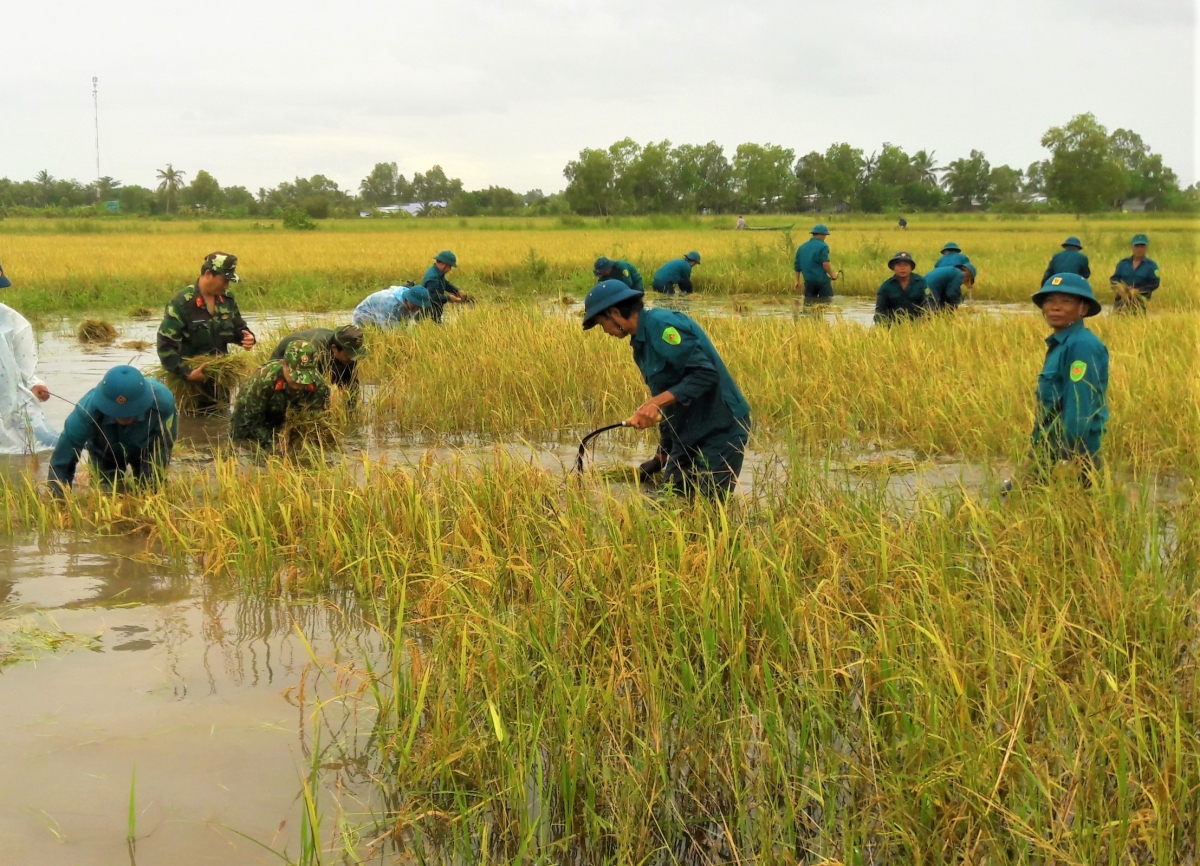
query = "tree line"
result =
(0, 114, 1192, 220)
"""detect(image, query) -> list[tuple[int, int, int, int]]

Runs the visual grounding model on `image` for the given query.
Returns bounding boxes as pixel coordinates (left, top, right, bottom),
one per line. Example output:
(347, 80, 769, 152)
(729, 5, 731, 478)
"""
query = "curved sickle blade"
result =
(572, 422, 627, 474)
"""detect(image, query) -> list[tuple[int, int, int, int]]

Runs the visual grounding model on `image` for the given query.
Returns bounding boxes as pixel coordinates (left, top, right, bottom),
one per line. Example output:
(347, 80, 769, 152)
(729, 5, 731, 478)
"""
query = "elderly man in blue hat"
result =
(422, 250, 468, 322)
(793, 224, 840, 304)
(593, 256, 644, 293)
(1041, 237, 1091, 286)
(1024, 273, 1109, 485)
(1110, 233, 1161, 313)
(651, 251, 701, 295)
(581, 279, 751, 499)
(352, 285, 433, 327)
(48, 365, 178, 494)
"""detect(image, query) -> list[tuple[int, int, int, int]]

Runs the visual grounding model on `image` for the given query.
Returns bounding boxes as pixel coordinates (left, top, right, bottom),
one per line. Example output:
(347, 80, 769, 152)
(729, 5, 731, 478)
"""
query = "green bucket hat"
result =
(941, 241, 961, 254)
(888, 251, 917, 270)
(684, 251, 701, 265)
(93, 365, 153, 418)
(1131, 234, 1149, 246)
(203, 251, 240, 283)
(593, 256, 616, 276)
(1032, 273, 1101, 318)
(1062, 236, 1083, 249)
(583, 280, 644, 330)
(435, 250, 458, 267)
(284, 339, 322, 385)
(332, 324, 367, 361)
(810, 223, 830, 235)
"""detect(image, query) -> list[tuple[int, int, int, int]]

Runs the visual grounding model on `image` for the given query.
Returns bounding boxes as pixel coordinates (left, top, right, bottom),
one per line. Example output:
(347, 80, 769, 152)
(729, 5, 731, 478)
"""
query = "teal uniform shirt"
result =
(1111, 257, 1161, 294)
(1041, 249, 1091, 285)
(794, 238, 831, 282)
(49, 379, 178, 491)
(1032, 320, 1109, 458)
(874, 274, 935, 322)
(935, 252, 968, 269)
(924, 266, 966, 308)
(603, 260, 644, 293)
(652, 258, 695, 294)
(632, 308, 749, 451)
(421, 264, 462, 320)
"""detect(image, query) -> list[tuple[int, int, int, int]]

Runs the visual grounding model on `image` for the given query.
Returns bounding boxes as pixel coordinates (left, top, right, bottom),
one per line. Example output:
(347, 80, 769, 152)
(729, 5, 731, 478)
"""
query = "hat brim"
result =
(1032, 290, 1102, 318)
(888, 258, 915, 270)
(93, 384, 153, 419)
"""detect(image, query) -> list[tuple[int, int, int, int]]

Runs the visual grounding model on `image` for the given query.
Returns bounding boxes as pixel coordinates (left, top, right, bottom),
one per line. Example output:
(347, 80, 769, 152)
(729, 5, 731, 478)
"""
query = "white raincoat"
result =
(0, 303, 59, 453)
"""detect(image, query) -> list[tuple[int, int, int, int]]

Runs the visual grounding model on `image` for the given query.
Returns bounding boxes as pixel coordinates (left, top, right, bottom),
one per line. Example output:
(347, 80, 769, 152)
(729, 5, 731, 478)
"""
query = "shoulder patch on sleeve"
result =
(1154, 269, 1160, 277)
(1069, 360, 1087, 382)
(661, 326, 682, 346)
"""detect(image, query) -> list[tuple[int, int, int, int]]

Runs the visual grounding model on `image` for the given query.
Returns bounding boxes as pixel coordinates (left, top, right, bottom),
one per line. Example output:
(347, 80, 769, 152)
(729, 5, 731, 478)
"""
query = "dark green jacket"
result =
(923, 266, 966, 308)
(652, 259, 695, 293)
(1111, 257, 1160, 293)
(49, 379, 177, 491)
(632, 308, 750, 452)
(794, 238, 831, 282)
(874, 274, 935, 323)
(230, 360, 331, 449)
(270, 328, 356, 389)
(935, 252, 967, 269)
(1032, 320, 1109, 457)
(156, 285, 253, 378)
(421, 264, 461, 319)
(603, 260, 644, 293)
(1041, 249, 1091, 285)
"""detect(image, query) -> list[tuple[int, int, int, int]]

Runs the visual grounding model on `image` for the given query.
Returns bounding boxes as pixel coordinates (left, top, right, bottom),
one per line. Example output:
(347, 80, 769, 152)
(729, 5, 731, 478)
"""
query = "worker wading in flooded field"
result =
(924, 261, 976, 310)
(271, 324, 368, 401)
(231, 340, 330, 450)
(793, 223, 840, 305)
(652, 251, 701, 296)
(934, 241, 966, 269)
(874, 252, 936, 323)
(156, 252, 256, 415)
(422, 251, 467, 322)
(1042, 236, 1091, 285)
(1110, 233, 1161, 314)
(593, 256, 644, 293)
(582, 279, 751, 500)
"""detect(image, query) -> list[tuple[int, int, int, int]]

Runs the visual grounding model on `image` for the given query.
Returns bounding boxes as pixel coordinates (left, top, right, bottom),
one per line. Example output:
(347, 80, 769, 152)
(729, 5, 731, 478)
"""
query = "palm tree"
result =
(34, 170, 55, 206)
(911, 150, 942, 186)
(861, 151, 878, 182)
(156, 164, 187, 214)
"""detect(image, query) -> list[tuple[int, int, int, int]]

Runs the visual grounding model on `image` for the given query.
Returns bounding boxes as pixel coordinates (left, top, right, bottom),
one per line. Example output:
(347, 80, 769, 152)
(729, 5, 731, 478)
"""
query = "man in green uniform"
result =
(156, 252, 256, 415)
(1028, 273, 1108, 484)
(1041, 237, 1090, 286)
(593, 257, 645, 293)
(231, 340, 331, 450)
(934, 242, 964, 268)
(48, 365, 177, 495)
(924, 261, 976, 310)
(422, 250, 466, 322)
(793, 223, 840, 304)
(270, 325, 366, 392)
(582, 280, 751, 499)
(652, 251, 701, 295)
(1110, 233, 1161, 313)
(874, 252, 935, 323)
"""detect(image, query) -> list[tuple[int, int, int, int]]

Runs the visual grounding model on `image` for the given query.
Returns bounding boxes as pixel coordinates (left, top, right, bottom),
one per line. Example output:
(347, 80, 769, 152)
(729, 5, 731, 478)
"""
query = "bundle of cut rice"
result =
(77, 319, 118, 344)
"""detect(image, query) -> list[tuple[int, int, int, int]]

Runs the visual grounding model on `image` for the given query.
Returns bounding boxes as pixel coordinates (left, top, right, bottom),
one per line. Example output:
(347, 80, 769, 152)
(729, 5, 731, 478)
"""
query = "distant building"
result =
(1121, 198, 1154, 212)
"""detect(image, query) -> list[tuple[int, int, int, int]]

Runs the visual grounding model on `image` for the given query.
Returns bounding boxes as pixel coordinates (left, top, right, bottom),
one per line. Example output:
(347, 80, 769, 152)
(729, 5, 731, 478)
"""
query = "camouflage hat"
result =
(283, 339, 321, 385)
(203, 251, 240, 283)
(332, 324, 367, 361)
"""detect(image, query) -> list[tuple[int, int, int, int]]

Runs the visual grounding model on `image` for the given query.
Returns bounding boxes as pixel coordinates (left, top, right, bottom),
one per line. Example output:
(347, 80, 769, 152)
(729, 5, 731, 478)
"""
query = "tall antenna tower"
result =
(92, 76, 100, 198)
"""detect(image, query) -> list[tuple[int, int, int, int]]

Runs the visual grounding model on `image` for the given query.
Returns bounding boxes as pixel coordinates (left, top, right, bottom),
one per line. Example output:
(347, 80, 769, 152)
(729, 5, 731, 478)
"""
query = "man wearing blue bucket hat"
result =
(1041, 237, 1091, 286)
(924, 261, 976, 310)
(873, 252, 935, 323)
(422, 250, 468, 322)
(593, 256, 644, 293)
(48, 365, 178, 494)
(651, 251, 701, 295)
(1110, 233, 1160, 313)
(1028, 273, 1109, 483)
(352, 285, 433, 327)
(581, 279, 751, 498)
(793, 224, 839, 304)
(934, 241, 966, 269)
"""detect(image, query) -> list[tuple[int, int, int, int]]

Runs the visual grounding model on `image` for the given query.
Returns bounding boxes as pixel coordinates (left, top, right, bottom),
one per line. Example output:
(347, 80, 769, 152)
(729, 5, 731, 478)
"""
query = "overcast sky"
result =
(2, 0, 1195, 194)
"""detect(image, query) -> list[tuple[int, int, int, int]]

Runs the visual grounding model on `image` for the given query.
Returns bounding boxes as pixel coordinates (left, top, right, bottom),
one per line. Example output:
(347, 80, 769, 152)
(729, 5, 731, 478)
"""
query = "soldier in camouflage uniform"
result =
(270, 324, 367, 391)
(230, 339, 330, 449)
(156, 252, 256, 415)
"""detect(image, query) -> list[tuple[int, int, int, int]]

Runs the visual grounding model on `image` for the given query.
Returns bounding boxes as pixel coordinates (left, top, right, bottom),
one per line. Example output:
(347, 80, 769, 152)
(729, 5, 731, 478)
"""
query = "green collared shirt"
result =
(1032, 320, 1109, 456)
(156, 284, 253, 377)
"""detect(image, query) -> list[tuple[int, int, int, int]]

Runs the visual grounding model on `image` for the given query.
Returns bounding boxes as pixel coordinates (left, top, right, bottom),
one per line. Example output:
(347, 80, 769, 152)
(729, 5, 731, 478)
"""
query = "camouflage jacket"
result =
(230, 360, 330, 449)
(157, 284, 253, 377)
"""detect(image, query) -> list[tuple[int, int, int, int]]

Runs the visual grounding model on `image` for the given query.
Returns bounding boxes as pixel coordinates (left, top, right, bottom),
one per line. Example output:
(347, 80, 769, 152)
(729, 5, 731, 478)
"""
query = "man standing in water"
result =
(1041, 236, 1091, 285)
(156, 252, 256, 415)
(1110, 233, 1161, 313)
(581, 280, 751, 499)
(874, 252, 935, 323)
(793, 223, 839, 304)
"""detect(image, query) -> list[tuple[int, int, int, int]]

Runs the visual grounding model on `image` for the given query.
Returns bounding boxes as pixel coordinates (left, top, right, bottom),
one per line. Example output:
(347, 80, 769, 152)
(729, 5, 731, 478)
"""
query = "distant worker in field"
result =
(0, 268, 59, 453)
(898, 217, 908, 230)
(1041, 237, 1090, 286)
(271, 325, 367, 393)
(231, 340, 330, 450)
(793, 223, 840, 304)
(873, 252, 935, 323)
(934, 241, 965, 269)
(652, 251, 701, 295)
(581, 280, 751, 499)
(156, 252, 256, 415)
(735, 215, 747, 230)
(1110, 233, 1160, 313)
(1027, 273, 1108, 484)
(924, 261, 976, 310)
(352, 285, 432, 328)
(593, 256, 644, 293)
(48, 366, 177, 495)
(422, 250, 466, 322)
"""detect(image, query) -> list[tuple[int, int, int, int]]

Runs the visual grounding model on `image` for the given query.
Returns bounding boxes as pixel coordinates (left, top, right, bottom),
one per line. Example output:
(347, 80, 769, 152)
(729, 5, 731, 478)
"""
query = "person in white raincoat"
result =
(0, 263, 59, 453)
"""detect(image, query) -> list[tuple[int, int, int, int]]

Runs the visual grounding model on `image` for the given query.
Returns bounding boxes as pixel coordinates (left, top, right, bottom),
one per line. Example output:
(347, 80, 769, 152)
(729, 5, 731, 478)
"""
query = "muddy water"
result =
(0, 535, 380, 865)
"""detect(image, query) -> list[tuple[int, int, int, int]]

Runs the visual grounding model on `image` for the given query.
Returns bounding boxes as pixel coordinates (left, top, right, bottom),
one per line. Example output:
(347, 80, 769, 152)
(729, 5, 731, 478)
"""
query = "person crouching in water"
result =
(581, 280, 751, 499)
(1028, 273, 1109, 486)
(231, 340, 330, 450)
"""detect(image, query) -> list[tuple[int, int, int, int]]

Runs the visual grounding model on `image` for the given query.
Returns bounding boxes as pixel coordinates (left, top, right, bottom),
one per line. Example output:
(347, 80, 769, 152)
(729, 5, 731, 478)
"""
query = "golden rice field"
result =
(0, 214, 1195, 314)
